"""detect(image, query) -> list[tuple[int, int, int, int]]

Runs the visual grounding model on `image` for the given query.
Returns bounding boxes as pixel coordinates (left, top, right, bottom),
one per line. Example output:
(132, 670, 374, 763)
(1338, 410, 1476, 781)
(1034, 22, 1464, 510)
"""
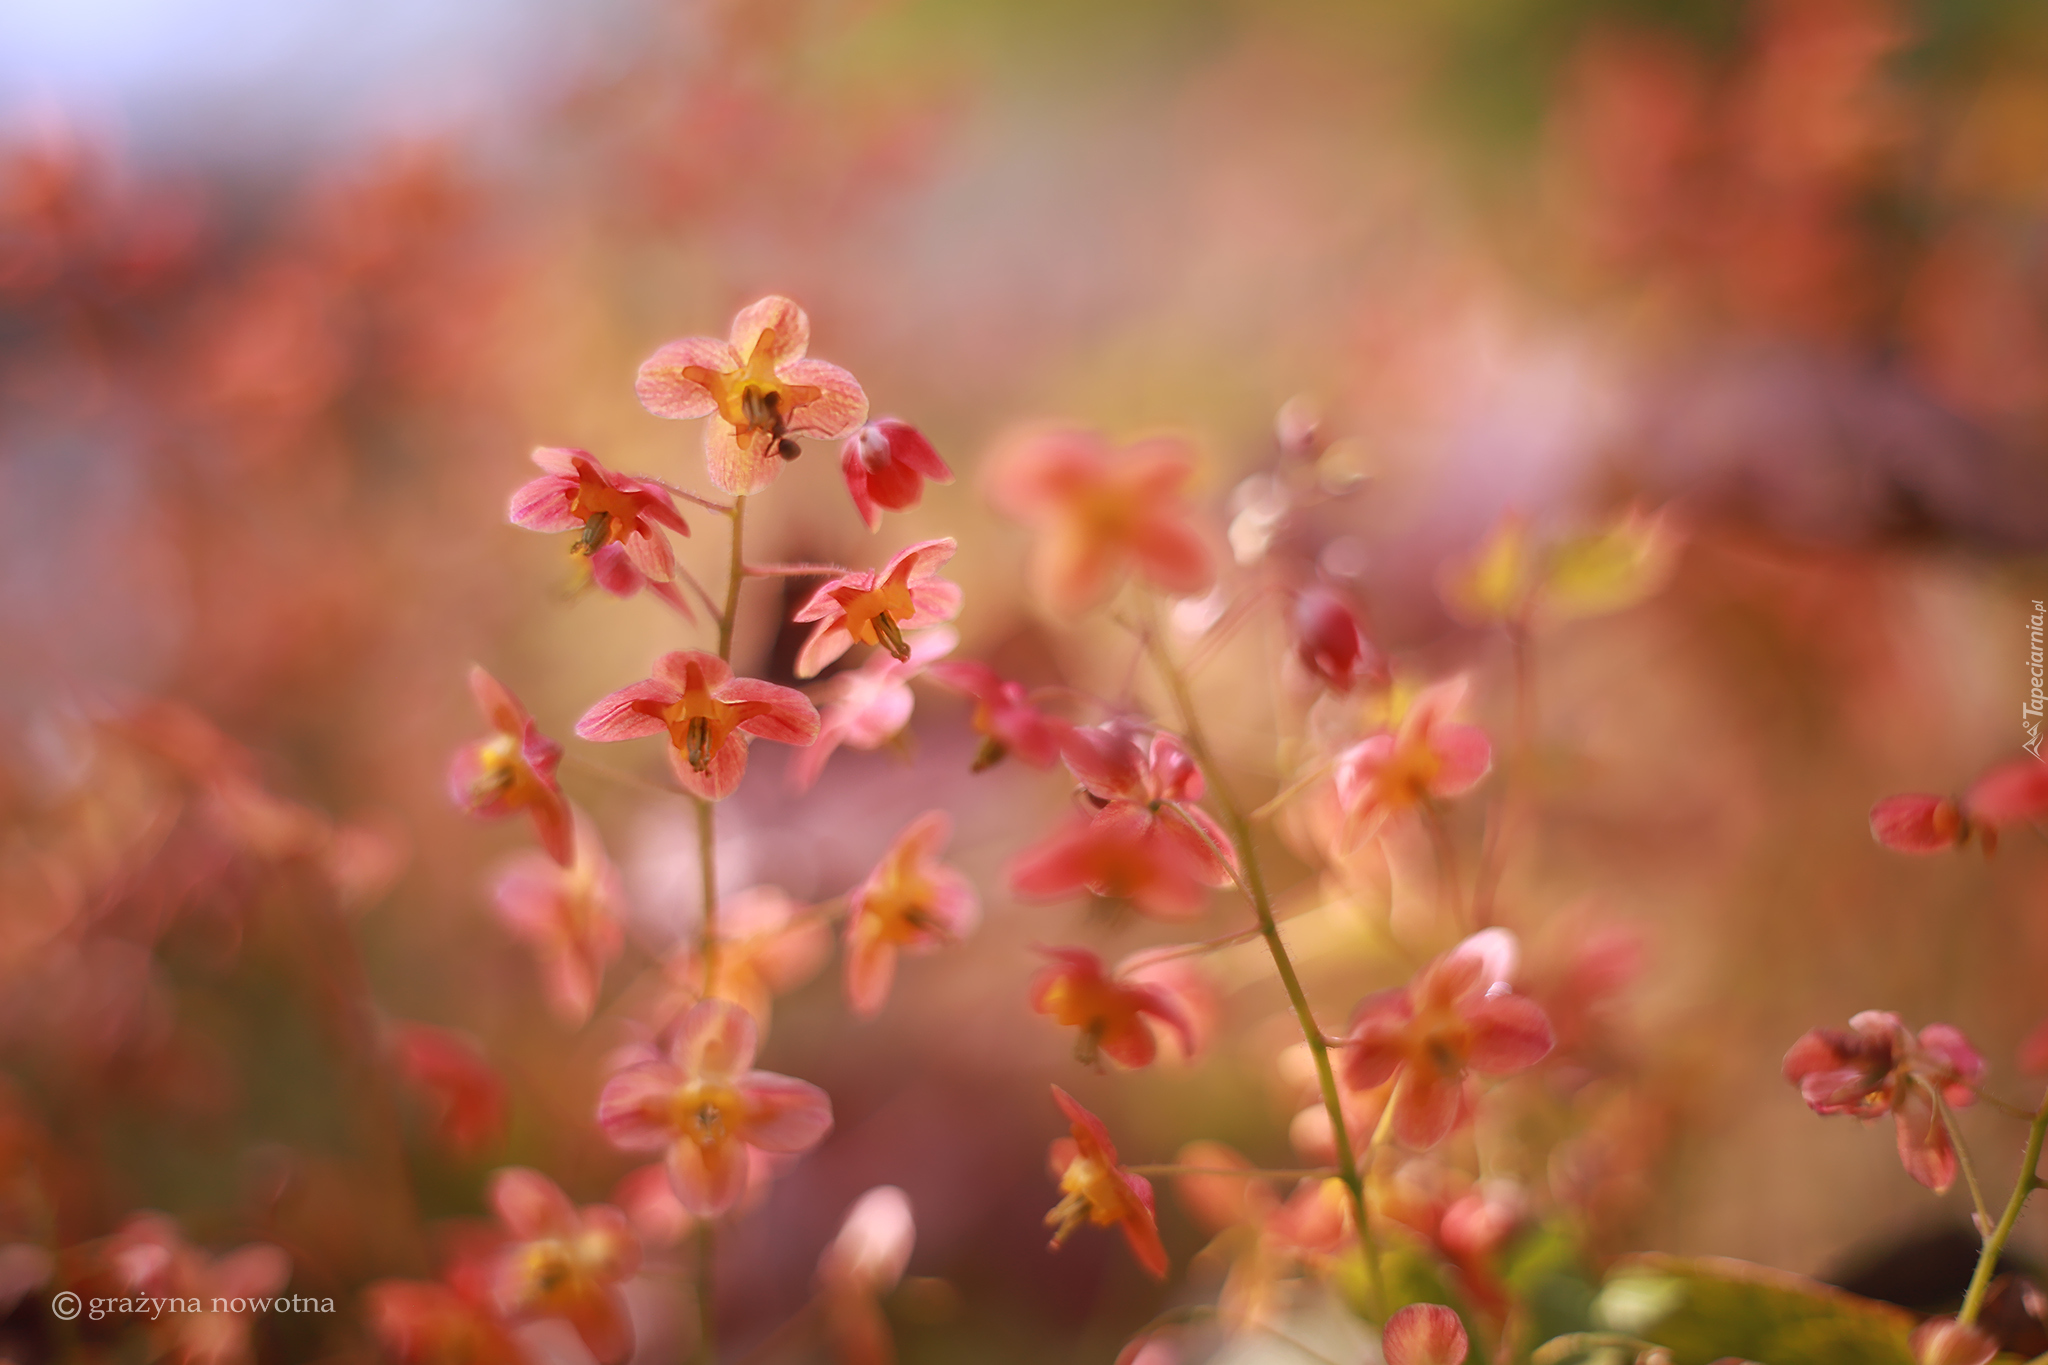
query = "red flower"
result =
(488, 1168, 640, 1365)
(449, 666, 573, 865)
(596, 999, 833, 1216)
(1381, 1304, 1470, 1365)
(1043, 1086, 1168, 1278)
(792, 539, 963, 678)
(508, 447, 690, 597)
(1871, 757, 2048, 854)
(390, 1022, 508, 1158)
(843, 811, 980, 1017)
(790, 627, 955, 793)
(1782, 1011, 1985, 1192)
(96, 1215, 290, 1365)
(926, 659, 1071, 771)
(1333, 677, 1492, 841)
(1290, 585, 1386, 694)
(489, 809, 626, 1026)
(576, 651, 819, 801)
(1029, 946, 1200, 1068)
(364, 1279, 527, 1365)
(636, 295, 868, 495)
(842, 418, 953, 530)
(1339, 930, 1554, 1150)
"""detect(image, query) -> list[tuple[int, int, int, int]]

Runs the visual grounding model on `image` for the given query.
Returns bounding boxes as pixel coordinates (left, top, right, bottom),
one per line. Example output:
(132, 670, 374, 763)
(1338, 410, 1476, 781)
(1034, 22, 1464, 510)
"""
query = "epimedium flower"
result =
(1043, 1085, 1168, 1278)
(1029, 945, 1200, 1068)
(389, 1022, 508, 1159)
(1871, 756, 2048, 855)
(1290, 584, 1387, 694)
(488, 1167, 640, 1365)
(489, 808, 626, 1026)
(1782, 1010, 1985, 1192)
(1381, 1304, 1471, 1365)
(662, 885, 831, 1033)
(597, 998, 833, 1216)
(1339, 930, 1555, 1150)
(792, 538, 963, 679)
(365, 1278, 526, 1365)
(98, 1216, 291, 1365)
(926, 659, 1071, 772)
(508, 446, 690, 597)
(576, 651, 819, 802)
(816, 1186, 916, 1365)
(449, 666, 573, 865)
(790, 627, 955, 793)
(844, 810, 980, 1018)
(987, 426, 1213, 614)
(1333, 677, 1492, 842)
(636, 295, 868, 495)
(842, 418, 953, 531)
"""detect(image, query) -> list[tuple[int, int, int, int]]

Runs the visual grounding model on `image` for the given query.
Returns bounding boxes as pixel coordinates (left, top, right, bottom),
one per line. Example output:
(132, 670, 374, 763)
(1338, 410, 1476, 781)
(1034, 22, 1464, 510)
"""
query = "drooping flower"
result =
(662, 885, 831, 1033)
(488, 1168, 640, 1365)
(390, 1022, 508, 1158)
(597, 999, 833, 1216)
(489, 808, 625, 1025)
(508, 447, 690, 598)
(364, 1279, 528, 1365)
(636, 295, 868, 495)
(844, 811, 980, 1017)
(1782, 1011, 1985, 1192)
(792, 539, 963, 678)
(576, 651, 819, 802)
(817, 1186, 916, 1365)
(1043, 1086, 1167, 1278)
(1871, 757, 2048, 854)
(842, 418, 953, 531)
(1339, 930, 1554, 1150)
(987, 427, 1213, 614)
(1290, 584, 1386, 694)
(1333, 677, 1491, 842)
(1028, 946, 1200, 1068)
(791, 628, 956, 793)
(1381, 1304, 1470, 1365)
(449, 666, 573, 864)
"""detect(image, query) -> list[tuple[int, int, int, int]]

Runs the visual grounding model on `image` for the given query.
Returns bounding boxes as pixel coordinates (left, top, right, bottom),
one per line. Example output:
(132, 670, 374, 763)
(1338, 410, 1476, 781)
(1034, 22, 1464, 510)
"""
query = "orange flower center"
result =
(655, 662, 777, 772)
(671, 1079, 742, 1149)
(684, 328, 822, 439)
(827, 561, 919, 660)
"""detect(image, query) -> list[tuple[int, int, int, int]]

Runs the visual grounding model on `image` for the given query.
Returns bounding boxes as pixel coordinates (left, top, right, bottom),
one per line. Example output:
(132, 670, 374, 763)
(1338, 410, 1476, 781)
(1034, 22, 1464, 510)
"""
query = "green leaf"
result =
(1592, 1254, 1918, 1365)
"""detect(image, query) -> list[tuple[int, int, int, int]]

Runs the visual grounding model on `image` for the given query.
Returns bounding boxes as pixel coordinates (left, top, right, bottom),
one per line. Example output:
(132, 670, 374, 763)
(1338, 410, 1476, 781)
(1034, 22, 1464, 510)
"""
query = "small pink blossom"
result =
(507, 446, 690, 600)
(98, 1215, 291, 1365)
(817, 1186, 916, 1365)
(1029, 946, 1202, 1069)
(926, 659, 1071, 771)
(390, 1022, 508, 1159)
(365, 1278, 527, 1365)
(662, 885, 831, 1032)
(576, 651, 819, 801)
(490, 808, 625, 1025)
(1782, 1011, 1985, 1192)
(1044, 1086, 1167, 1278)
(449, 666, 573, 865)
(1290, 585, 1386, 694)
(1872, 757, 2048, 854)
(1381, 1304, 1470, 1365)
(489, 1167, 640, 1365)
(1333, 677, 1492, 841)
(844, 811, 980, 1017)
(792, 539, 963, 678)
(842, 418, 953, 530)
(791, 627, 956, 792)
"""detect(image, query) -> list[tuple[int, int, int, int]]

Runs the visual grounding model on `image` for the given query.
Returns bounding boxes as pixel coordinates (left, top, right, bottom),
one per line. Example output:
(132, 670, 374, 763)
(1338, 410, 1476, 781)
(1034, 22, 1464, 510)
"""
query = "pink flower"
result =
(844, 811, 980, 1017)
(1333, 677, 1492, 840)
(98, 1216, 290, 1365)
(842, 418, 953, 530)
(987, 427, 1213, 613)
(1381, 1304, 1470, 1365)
(662, 885, 831, 1033)
(1782, 1011, 1985, 1192)
(449, 666, 573, 864)
(596, 999, 833, 1216)
(1044, 1086, 1167, 1278)
(636, 295, 868, 495)
(790, 628, 956, 793)
(365, 1279, 527, 1365)
(1340, 930, 1554, 1150)
(507, 447, 690, 599)
(1872, 757, 2048, 854)
(792, 539, 963, 678)
(489, 1168, 640, 1365)
(576, 651, 819, 801)
(1029, 946, 1201, 1068)
(926, 660, 1071, 771)
(390, 1023, 508, 1159)
(1290, 585, 1386, 694)
(817, 1186, 916, 1365)
(489, 809, 626, 1026)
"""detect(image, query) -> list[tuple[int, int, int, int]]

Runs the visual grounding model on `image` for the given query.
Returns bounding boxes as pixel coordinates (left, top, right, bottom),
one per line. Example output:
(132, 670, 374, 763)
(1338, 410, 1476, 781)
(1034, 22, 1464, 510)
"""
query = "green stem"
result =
(1958, 1081, 2048, 1325)
(1932, 1085, 1992, 1237)
(717, 495, 746, 661)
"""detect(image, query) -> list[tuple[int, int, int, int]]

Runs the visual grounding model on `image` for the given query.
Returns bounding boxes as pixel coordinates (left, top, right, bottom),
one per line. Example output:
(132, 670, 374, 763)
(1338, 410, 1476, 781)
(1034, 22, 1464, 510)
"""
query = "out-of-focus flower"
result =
(1333, 678, 1491, 842)
(390, 1023, 508, 1159)
(1441, 510, 1673, 627)
(817, 1186, 916, 1365)
(611, 1164, 696, 1249)
(663, 885, 831, 1032)
(2022, 1016, 2048, 1075)
(842, 419, 953, 531)
(365, 1278, 529, 1365)
(508, 447, 690, 597)
(636, 295, 868, 494)
(1782, 1011, 1984, 1192)
(99, 1215, 291, 1365)
(576, 651, 819, 802)
(1871, 757, 2048, 854)
(1028, 946, 1199, 1068)
(450, 667, 573, 865)
(844, 811, 980, 1017)
(489, 1168, 639, 1365)
(793, 539, 963, 678)
(987, 427, 1212, 614)
(926, 660, 1071, 772)
(1340, 930, 1554, 1150)
(1290, 584, 1386, 694)
(1911, 1317, 1998, 1365)
(1043, 1086, 1167, 1278)
(1381, 1303, 1469, 1365)
(489, 810, 625, 1026)
(791, 628, 955, 792)
(597, 999, 832, 1215)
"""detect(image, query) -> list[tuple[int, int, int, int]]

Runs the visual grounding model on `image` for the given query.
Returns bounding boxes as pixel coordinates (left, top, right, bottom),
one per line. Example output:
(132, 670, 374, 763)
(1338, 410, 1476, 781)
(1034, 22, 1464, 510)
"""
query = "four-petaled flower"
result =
(597, 999, 833, 1216)
(1043, 1085, 1168, 1278)
(449, 666, 573, 864)
(576, 651, 819, 801)
(842, 418, 953, 530)
(488, 1167, 641, 1365)
(1029, 946, 1201, 1068)
(927, 659, 1072, 772)
(1339, 930, 1555, 1150)
(1871, 757, 2048, 855)
(1782, 1010, 1985, 1192)
(489, 808, 626, 1025)
(790, 627, 956, 792)
(844, 810, 980, 1017)
(1381, 1304, 1470, 1365)
(637, 295, 868, 495)
(792, 538, 963, 678)
(508, 446, 690, 600)
(1333, 677, 1491, 842)
(987, 427, 1213, 614)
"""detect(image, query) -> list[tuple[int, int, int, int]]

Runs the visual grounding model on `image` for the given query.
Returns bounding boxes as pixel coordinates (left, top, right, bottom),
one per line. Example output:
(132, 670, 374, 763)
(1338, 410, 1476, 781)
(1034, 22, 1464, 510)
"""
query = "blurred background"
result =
(4, 0, 2048, 1360)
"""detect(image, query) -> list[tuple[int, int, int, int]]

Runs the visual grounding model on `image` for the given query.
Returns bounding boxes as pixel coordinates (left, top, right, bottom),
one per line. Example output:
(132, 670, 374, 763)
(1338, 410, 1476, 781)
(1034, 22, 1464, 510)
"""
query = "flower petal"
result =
(1870, 793, 1963, 852)
(704, 418, 783, 496)
(598, 1063, 686, 1150)
(1462, 994, 1554, 1075)
(729, 296, 810, 367)
(736, 1072, 834, 1152)
(667, 1135, 750, 1217)
(635, 336, 735, 420)
(489, 1167, 579, 1240)
(1382, 1303, 1469, 1365)
(724, 679, 822, 746)
(576, 681, 677, 742)
(780, 357, 869, 439)
(672, 998, 759, 1078)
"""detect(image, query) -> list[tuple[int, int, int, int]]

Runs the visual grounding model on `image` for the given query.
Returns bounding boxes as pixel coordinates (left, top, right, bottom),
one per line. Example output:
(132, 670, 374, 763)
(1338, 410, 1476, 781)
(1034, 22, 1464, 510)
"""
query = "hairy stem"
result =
(1959, 1081, 2048, 1325)
(716, 495, 747, 661)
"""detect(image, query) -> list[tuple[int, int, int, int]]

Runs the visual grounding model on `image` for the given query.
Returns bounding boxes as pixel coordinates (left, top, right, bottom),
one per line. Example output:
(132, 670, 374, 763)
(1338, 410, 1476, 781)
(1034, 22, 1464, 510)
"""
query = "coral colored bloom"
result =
(490, 810, 626, 1026)
(597, 999, 833, 1216)
(926, 660, 1071, 771)
(390, 1023, 508, 1158)
(488, 1168, 640, 1365)
(1911, 1317, 1998, 1365)
(790, 628, 955, 792)
(1043, 1086, 1167, 1278)
(1381, 1304, 1470, 1365)
(1291, 584, 1386, 694)
(1333, 677, 1492, 841)
(1340, 930, 1554, 1150)
(1872, 757, 2048, 854)
(577, 651, 819, 801)
(636, 295, 868, 495)
(817, 1186, 916, 1365)
(1029, 946, 1199, 1068)
(792, 539, 963, 678)
(99, 1216, 291, 1365)
(1782, 1011, 1985, 1192)
(508, 446, 690, 594)
(449, 666, 573, 864)
(663, 885, 831, 1033)
(365, 1279, 527, 1365)
(842, 418, 953, 531)
(987, 427, 1213, 613)
(844, 811, 980, 1017)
